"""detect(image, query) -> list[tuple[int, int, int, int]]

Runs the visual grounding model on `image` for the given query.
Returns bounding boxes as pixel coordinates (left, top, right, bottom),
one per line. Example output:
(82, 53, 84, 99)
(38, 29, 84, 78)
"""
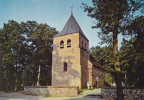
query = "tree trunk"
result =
(37, 65, 41, 86)
(113, 32, 124, 100)
(0, 40, 2, 91)
(141, 27, 144, 89)
(136, 26, 144, 88)
(18, 66, 21, 90)
(15, 76, 17, 92)
(0, 38, 3, 91)
(15, 56, 17, 91)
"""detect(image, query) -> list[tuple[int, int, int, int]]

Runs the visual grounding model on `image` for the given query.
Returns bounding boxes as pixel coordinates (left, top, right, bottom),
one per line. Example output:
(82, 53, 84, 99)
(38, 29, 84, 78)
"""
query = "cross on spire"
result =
(70, 2, 75, 15)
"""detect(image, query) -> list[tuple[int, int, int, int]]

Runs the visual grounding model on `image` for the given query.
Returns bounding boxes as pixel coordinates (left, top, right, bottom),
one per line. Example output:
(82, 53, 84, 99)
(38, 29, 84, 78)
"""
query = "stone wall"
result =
(24, 86, 78, 97)
(101, 87, 144, 100)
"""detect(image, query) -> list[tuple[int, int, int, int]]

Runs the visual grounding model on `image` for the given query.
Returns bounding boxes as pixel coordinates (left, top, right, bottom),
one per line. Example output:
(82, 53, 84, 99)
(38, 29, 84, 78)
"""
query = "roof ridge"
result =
(89, 55, 104, 69)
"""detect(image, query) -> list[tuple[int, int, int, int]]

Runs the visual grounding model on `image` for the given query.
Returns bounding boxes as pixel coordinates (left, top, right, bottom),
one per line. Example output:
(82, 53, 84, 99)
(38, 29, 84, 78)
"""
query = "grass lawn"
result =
(0, 91, 5, 93)
(0, 90, 24, 93)
(79, 88, 93, 92)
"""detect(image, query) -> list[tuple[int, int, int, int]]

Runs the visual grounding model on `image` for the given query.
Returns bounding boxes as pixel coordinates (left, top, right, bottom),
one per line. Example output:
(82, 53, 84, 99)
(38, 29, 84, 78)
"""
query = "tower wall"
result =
(88, 61, 93, 87)
(79, 34, 89, 88)
(52, 33, 82, 88)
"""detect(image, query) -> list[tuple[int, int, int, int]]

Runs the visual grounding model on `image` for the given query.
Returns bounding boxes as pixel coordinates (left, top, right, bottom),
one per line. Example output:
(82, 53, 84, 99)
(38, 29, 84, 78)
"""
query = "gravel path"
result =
(0, 89, 107, 100)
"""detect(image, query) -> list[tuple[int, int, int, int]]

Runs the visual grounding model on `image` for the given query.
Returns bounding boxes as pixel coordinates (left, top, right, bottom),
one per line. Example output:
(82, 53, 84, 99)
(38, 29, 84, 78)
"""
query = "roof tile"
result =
(90, 55, 104, 70)
(54, 14, 88, 40)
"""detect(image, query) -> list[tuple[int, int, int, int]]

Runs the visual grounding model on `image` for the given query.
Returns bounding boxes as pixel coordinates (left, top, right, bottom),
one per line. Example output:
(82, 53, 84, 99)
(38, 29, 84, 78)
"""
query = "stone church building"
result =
(52, 14, 104, 89)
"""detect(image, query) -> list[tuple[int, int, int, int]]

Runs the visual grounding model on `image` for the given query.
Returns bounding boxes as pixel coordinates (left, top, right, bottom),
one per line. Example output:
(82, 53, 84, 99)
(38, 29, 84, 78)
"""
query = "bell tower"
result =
(52, 14, 89, 89)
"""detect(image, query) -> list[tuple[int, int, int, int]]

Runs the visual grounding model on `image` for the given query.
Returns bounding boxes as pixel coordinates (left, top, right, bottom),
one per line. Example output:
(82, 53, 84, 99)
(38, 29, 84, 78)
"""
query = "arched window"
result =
(60, 40, 64, 48)
(67, 39, 71, 47)
(85, 43, 87, 50)
(64, 62, 67, 71)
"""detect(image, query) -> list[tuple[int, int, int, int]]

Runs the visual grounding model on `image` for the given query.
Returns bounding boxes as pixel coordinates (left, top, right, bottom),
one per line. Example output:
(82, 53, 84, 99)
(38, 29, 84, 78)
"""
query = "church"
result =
(52, 14, 104, 89)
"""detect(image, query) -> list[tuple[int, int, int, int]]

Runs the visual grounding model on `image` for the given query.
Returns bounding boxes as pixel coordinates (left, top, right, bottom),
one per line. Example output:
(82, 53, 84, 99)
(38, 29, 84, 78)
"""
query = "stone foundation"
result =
(24, 86, 78, 97)
(101, 87, 144, 100)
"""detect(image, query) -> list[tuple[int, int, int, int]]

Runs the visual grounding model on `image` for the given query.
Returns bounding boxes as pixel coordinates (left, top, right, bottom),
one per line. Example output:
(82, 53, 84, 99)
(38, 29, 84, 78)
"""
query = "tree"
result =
(0, 29, 3, 90)
(22, 66, 33, 86)
(90, 46, 114, 85)
(128, 16, 144, 88)
(82, 0, 133, 99)
(1, 20, 24, 91)
(120, 38, 135, 86)
(0, 20, 57, 91)
(90, 46, 114, 72)
(120, 16, 144, 88)
(120, 36, 144, 88)
(21, 21, 57, 86)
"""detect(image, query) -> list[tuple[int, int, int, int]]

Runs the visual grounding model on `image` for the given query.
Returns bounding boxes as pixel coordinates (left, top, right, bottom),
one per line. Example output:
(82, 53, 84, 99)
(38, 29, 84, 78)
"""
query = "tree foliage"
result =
(82, 0, 131, 44)
(82, 0, 143, 99)
(0, 20, 57, 91)
(90, 45, 114, 73)
(120, 16, 144, 88)
(82, 0, 131, 99)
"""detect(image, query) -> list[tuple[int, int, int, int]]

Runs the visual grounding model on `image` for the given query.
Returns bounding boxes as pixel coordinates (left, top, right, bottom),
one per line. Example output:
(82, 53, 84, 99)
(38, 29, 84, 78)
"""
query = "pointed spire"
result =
(54, 14, 88, 40)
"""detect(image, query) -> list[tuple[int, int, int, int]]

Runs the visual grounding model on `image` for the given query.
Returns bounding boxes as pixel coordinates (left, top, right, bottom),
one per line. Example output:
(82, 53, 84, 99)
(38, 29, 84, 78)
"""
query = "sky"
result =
(0, 0, 124, 48)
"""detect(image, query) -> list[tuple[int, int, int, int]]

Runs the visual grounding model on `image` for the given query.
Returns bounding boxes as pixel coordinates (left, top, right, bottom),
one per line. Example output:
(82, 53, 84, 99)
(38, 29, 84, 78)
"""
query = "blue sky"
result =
(0, 0, 124, 48)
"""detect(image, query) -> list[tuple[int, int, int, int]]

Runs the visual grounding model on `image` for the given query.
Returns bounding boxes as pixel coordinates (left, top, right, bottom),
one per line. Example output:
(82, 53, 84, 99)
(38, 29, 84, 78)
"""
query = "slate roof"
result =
(54, 14, 88, 40)
(89, 55, 104, 70)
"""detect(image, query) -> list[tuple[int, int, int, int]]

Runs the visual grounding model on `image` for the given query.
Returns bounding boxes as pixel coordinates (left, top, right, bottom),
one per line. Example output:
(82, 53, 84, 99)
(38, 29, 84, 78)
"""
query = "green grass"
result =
(0, 90, 24, 93)
(0, 91, 15, 93)
(79, 88, 93, 92)
(0, 91, 5, 93)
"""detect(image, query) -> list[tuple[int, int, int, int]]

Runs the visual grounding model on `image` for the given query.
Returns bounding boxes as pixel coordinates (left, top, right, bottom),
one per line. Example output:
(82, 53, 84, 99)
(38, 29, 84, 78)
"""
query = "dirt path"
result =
(0, 89, 106, 100)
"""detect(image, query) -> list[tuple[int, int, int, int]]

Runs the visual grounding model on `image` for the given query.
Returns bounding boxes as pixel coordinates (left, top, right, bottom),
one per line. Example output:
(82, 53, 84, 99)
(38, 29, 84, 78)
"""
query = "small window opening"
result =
(64, 62, 67, 71)
(82, 41, 84, 49)
(60, 41, 64, 48)
(85, 43, 87, 51)
(67, 39, 71, 47)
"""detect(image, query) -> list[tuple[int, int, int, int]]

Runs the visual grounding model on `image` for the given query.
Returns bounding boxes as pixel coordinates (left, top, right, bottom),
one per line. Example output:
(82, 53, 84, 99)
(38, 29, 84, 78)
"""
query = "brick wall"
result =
(52, 33, 81, 88)
(88, 61, 93, 86)
(79, 34, 89, 88)
(52, 32, 104, 89)
(92, 67, 104, 88)
(24, 86, 78, 97)
(88, 61, 104, 88)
